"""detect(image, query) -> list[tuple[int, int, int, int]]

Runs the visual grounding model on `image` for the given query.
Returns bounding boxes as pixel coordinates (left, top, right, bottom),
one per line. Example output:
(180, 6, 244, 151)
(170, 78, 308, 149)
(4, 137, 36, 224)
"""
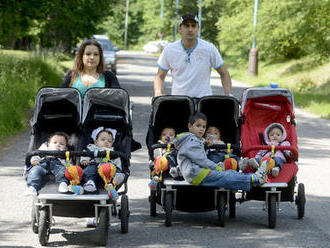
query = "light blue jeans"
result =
(26, 158, 68, 190)
(200, 170, 252, 191)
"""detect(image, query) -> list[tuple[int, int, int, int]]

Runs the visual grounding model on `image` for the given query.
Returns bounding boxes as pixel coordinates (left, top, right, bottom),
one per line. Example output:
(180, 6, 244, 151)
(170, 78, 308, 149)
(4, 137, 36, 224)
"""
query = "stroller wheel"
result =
(31, 198, 39, 234)
(268, 194, 277, 229)
(96, 207, 109, 246)
(38, 207, 50, 246)
(217, 191, 227, 227)
(164, 192, 173, 227)
(120, 194, 129, 233)
(296, 183, 306, 219)
(149, 190, 157, 217)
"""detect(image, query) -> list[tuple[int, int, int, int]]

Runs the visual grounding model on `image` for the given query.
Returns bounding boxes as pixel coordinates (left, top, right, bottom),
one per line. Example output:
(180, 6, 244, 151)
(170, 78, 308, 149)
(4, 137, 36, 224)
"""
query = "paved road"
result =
(1, 51, 330, 247)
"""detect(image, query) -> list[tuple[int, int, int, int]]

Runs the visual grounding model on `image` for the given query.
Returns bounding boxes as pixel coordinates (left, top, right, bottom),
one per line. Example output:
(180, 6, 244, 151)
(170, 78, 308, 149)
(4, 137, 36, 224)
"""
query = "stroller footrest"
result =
(38, 193, 109, 201)
(261, 182, 288, 188)
(163, 179, 190, 186)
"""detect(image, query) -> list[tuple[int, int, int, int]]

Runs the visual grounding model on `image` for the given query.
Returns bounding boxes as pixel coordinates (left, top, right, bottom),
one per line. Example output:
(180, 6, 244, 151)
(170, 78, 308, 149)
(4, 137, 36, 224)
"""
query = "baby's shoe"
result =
(169, 167, 179, 178)
(271, 167, 280, 177)
(86, 218, 97, 228)
(239, 158, 249, 172)
(254, 160, 269, 184)
(83, 180, 97, 192)
(24, 186, 37, 196)
(58, 182, 68, 193)
(248, 158, 260, 170)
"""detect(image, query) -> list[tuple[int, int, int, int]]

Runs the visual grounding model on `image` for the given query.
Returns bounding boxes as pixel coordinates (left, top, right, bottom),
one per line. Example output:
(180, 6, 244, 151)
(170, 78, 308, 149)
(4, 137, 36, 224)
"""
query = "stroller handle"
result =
(25, 150, 128, 165)
(244, 145, 298, 161)
(151, 143, 175, 150)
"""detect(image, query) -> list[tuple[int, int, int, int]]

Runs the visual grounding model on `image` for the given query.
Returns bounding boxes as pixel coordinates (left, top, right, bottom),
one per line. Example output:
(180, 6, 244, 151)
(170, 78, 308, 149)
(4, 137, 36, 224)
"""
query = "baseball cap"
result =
(179, 14, 199, 25)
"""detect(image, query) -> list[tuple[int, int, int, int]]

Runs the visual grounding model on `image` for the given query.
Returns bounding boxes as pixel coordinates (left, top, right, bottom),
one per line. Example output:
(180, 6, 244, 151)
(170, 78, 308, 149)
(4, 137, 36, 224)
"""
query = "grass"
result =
(0, 49, 72, 145)
(227, 56, 330, 119)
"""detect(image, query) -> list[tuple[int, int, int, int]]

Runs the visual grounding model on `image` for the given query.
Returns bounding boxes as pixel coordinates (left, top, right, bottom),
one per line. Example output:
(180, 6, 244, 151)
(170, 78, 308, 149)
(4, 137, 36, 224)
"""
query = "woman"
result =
(62, 39, 120, 96)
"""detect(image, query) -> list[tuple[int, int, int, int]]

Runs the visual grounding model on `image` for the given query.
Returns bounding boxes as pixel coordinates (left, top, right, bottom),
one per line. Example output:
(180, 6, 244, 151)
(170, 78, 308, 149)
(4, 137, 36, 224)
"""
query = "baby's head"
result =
(160, 127, 176, 143)
(47, 132, 69, 151)
(188, 112, 207, 139)
(205, 126, 221, 142)
(266, 123, 285, 144)
(91, 127, 117, 149)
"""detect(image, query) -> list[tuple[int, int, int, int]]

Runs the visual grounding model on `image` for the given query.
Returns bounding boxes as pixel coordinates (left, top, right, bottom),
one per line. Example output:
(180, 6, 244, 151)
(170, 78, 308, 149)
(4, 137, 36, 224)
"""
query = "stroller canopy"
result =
(240, 87, 297, 158)
(31, 87, 82, 127)
(82, 88, 130, 124)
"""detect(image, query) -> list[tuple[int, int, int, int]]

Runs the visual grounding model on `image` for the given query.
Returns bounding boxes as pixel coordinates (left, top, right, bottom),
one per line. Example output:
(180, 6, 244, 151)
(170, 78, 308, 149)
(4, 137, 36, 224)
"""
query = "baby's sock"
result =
(251, 174, 259, 185)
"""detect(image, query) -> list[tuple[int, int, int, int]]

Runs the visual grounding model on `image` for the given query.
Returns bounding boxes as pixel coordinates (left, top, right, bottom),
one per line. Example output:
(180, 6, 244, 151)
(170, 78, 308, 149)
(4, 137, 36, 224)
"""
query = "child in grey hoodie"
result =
(173, 112, 268, 191)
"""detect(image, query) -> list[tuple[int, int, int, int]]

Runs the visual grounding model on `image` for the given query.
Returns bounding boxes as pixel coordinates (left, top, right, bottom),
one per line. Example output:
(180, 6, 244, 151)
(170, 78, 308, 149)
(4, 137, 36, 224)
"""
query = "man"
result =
(153, 13, 232, 97)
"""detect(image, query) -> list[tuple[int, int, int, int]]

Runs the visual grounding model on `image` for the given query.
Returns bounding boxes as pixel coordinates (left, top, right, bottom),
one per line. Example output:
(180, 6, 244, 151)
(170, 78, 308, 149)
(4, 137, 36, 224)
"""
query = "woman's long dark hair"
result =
(70, 39, 105, 86)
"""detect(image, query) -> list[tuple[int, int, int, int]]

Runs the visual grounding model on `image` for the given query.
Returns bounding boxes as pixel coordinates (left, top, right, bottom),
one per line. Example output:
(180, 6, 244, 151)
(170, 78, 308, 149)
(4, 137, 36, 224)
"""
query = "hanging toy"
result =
(97, 151, 118, 200)
(162, 135, 171, 144)
(149, 175, 160, 191)
(64, 152, 84, 195)
(261, 145, 276, 173)
(223, 143, 238, 171)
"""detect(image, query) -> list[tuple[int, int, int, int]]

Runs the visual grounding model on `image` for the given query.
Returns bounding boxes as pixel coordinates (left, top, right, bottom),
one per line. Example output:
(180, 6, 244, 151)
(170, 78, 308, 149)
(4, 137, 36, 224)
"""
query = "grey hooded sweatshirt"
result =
(174, 132, 218, 185)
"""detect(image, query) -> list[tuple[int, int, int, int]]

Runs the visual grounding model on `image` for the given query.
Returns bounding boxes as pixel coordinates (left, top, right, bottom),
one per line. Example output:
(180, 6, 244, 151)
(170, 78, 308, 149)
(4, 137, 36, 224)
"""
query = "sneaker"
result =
(86, 218, 97, 228)
(239, 158, 249, 171)
(216, 162, 225, 171)
(58, 182, 68, 193)
(254, 160, 269, 184)
(83, 180, 97, 192)
(248, 158, 260, 170)
(24, 186, 37, 196)
(169, 167, 179, 178)
(271, 167, 280, 177)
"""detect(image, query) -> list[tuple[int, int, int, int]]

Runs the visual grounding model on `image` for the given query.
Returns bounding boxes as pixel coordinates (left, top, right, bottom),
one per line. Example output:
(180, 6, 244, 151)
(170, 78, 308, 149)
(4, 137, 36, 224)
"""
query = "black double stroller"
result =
(146, 95, 240, 227)
(25, 87, 140, 246)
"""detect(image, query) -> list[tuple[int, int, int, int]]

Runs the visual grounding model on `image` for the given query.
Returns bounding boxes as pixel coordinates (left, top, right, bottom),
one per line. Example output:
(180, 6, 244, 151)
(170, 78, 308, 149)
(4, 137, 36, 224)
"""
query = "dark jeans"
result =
(26, 158, 68, 190)
(207, 151, 239, 164)
(82, 163, 98, 183)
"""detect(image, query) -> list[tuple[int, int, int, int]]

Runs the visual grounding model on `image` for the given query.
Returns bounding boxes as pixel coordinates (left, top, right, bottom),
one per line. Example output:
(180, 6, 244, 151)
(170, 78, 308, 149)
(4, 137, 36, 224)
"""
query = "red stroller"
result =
(240, 86, 306, 228)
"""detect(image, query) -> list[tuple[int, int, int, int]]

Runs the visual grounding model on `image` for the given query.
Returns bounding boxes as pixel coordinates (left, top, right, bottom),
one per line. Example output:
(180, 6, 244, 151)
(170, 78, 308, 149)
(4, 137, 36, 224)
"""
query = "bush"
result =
(0, 52, 63, 144)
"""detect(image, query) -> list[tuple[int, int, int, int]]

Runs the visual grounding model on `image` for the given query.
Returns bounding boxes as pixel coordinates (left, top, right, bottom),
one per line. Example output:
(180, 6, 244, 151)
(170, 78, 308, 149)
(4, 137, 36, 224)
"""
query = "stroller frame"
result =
(238, 86, 305, 228)
(147, 95, 240, 227)
(26, 87, 137, 246)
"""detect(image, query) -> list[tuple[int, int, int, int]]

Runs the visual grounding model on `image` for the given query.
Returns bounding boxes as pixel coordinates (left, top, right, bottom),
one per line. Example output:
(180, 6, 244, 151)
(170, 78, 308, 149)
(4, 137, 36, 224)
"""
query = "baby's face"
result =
(48, 135, 67, 151)
(95, 131, 113, 149)
(205, 126, 221, 141)
(268, 127, 283, 144)
(188, 118, 207, 139)
(160, 128, 176, 143)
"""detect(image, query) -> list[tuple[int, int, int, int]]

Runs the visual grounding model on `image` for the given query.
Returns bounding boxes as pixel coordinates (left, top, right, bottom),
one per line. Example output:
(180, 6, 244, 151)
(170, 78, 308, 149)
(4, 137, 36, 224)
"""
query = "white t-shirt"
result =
(157, 38, 224, 97)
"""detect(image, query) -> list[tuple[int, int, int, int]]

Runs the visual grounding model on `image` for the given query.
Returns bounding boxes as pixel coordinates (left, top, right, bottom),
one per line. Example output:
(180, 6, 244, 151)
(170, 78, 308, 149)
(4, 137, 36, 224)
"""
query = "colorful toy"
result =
(223, 157, 238, 171)
(261, 156, 275, 173)
(68, 185, 84, 195)
(149, 176, 160, 191)
(154, 155, 169, 174)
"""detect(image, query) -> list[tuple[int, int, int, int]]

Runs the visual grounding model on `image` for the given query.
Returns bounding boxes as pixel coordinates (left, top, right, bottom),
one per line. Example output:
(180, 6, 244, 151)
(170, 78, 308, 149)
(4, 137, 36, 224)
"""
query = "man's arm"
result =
(153, 68, 168, 96)
(216, 65, 232, 95)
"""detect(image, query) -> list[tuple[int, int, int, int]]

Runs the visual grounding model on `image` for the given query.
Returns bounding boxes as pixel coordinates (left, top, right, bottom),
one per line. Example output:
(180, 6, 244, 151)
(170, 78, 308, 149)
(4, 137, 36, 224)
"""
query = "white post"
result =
(124, 0, 129, 49)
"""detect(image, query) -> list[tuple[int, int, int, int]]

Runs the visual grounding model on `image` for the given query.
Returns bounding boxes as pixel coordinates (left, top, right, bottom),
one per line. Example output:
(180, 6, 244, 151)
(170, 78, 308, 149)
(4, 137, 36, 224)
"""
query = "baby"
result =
(205, 126, 239, 165)
(157, 127, 179, 178)
(81, 126, 125, 192)
(25, 132, 70, 195)
(240, 123, 292, 177)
